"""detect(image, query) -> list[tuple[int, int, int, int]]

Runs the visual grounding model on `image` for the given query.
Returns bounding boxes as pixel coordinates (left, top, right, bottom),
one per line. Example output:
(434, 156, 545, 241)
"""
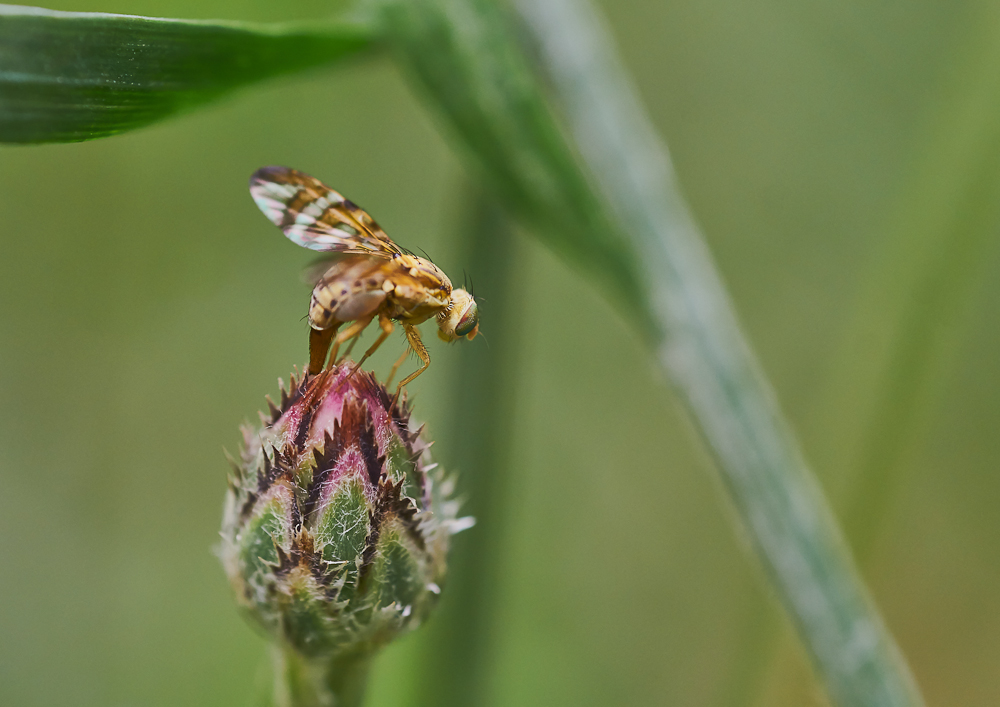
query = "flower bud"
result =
(219, 364, 469, 660)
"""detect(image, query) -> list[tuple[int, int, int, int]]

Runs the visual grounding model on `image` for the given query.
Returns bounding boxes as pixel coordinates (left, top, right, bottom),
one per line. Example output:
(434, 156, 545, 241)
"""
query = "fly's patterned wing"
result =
(249, 166, 403, 258)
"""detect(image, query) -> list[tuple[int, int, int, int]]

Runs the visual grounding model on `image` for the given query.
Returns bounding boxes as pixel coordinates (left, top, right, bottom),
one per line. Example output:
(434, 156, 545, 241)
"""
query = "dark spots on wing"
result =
(280, 189, 316, 227)
(367, 278, 378, 287)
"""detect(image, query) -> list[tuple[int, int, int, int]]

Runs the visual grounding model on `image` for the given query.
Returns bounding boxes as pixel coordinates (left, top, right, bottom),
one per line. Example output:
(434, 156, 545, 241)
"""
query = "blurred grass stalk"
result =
(825, 6, 1000, 561)
(750, 13, 1000, 700)
(377, 0, 925, 704)
(410, 188, 521, 706)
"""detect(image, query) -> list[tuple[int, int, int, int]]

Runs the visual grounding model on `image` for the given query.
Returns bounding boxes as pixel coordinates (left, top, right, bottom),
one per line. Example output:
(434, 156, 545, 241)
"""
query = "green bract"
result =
(219, 364, 468, 661)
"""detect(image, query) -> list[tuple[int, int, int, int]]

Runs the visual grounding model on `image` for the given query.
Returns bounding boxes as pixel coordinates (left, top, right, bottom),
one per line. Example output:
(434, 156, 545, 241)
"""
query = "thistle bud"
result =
(219, 364, 468, 672)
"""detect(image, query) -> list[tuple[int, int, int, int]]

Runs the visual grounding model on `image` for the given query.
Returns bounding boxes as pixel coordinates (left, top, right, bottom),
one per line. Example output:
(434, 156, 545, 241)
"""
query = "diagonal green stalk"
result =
(824, 8, 1000, 562)
(514, 2, 924, 704)
(844, 158, 1000, 561)
(377, 0, 925, 704)
(370, 0, 652, 327)
(702, 9, 1000, 706)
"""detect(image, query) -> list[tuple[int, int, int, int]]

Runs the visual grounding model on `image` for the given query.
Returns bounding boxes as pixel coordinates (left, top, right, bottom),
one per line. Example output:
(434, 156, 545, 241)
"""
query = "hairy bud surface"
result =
(220, 364, 467, 660)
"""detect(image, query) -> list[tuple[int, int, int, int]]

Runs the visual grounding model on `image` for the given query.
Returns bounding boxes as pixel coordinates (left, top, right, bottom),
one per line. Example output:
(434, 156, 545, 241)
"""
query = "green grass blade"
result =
(377, 0, 925, 704)
(374, 0, 650, 327)
(410, 188, 521, 706)
(0, 4, 374, 144)
(820, 13, 1000, 561)
(514, 3, 923, 704)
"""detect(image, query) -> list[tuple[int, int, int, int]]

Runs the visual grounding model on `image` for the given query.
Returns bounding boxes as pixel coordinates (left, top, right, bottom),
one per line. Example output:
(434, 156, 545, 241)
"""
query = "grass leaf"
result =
(376, 0, 926, 704)
(375, 0, 651, 326)
(0, 4, 374, 144)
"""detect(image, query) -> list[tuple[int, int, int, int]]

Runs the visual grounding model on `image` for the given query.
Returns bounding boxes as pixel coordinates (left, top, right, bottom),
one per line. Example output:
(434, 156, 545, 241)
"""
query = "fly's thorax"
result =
(396, 254, 452, 293)
(382, 254, 453, 321)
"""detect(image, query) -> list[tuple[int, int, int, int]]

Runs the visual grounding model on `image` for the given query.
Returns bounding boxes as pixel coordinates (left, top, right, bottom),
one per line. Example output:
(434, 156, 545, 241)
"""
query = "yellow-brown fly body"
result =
(250, 167, 479, 390)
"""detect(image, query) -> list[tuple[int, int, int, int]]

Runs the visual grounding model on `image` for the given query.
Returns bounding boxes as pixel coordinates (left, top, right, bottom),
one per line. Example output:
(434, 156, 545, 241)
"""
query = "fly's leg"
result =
(350, 314, 394, 377)
(395, 324, 431, 393)
(385, 348, 409, 389)
(327, 315, 375, 369)
(309, 326, 338, 376)
(338, 331, 363, 364)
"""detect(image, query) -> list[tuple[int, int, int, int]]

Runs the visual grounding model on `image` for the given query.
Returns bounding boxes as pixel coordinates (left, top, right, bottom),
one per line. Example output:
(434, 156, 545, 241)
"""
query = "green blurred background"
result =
(3, 0, 1000, 705)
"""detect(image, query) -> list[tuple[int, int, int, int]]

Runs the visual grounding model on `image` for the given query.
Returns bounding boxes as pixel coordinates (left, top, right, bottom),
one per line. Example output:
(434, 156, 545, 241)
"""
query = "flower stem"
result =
(272, 646, 371, 707)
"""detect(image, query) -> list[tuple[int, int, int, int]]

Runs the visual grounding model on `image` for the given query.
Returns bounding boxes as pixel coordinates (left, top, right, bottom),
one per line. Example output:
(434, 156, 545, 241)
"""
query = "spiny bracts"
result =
(219, 363, 469, 659)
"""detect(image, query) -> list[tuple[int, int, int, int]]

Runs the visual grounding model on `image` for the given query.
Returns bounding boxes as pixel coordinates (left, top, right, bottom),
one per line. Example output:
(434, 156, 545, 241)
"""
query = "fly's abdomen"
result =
(309, 257, 390, 330)
(310, 287, 387, 329)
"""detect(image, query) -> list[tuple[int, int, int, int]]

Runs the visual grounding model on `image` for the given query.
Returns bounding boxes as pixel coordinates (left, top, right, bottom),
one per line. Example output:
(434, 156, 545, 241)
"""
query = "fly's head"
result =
(436, 288, 479, 342)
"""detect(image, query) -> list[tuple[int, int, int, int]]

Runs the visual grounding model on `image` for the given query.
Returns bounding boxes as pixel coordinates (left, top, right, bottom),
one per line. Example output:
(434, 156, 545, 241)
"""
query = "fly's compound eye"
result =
(455, 300, 479, 338)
